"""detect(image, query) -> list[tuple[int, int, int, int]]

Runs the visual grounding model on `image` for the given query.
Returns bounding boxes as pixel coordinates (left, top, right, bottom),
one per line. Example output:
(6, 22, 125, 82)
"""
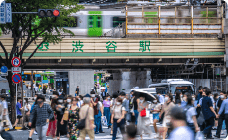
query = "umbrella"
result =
(131, 88, 156, 102)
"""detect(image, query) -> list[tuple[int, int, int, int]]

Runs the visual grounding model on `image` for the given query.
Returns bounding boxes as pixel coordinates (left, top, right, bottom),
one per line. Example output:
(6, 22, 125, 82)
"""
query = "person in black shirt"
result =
(214, 91, 227, 138)
(75, 86, 79, 96)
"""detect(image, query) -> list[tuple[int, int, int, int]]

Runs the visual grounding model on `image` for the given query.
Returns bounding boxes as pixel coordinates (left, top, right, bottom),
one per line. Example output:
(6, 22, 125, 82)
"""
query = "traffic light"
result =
(38, 9, 60, 18)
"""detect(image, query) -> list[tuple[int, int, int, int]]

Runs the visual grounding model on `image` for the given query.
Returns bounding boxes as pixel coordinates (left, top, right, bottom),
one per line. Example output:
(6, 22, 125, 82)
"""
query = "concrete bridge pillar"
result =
(68, 70, 94, 96)
(108, 71, 152, 94)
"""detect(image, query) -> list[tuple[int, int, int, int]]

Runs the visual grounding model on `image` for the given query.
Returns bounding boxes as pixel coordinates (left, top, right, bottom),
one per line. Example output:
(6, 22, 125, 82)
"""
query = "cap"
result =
(84, 94, 91, 97)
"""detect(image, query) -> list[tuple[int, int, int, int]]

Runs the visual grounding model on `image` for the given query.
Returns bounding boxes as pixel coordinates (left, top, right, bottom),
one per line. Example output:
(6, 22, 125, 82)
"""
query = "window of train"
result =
(63, 17, 77, 27)
(113, 17, 126, 27)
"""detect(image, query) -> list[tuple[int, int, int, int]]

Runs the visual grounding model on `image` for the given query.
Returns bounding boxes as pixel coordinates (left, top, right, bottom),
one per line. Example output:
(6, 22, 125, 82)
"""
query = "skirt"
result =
(162, 116, 171, 127)
(137, 115, 152, 135)
(46, 114, 57, 137)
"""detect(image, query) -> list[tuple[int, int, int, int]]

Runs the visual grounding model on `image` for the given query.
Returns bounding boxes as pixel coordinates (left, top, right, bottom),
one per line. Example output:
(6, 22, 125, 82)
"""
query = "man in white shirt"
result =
(169, 106, 194, 140)
(157, 92, 164, 105)
(1, 94, 13, 130)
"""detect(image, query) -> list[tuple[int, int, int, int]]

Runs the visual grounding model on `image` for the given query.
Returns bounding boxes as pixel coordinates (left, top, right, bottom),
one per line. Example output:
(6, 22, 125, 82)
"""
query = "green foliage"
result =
(0, 0, 84, 44)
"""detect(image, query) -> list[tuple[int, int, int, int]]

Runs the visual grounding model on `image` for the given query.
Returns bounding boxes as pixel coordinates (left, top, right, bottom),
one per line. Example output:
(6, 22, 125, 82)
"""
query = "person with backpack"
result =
(184, 94, 200, 137)
(111, 97, 126, 140)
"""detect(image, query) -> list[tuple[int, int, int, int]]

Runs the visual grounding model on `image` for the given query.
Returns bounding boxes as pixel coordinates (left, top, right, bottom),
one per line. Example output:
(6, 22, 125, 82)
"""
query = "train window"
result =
(63, 17, 77, 27)
(98, 21, 101, 27)
(113, 17, 126, 27)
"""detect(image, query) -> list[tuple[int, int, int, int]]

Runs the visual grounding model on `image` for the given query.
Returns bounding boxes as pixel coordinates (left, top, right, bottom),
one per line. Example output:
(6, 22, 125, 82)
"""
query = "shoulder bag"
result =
(77, 106, 90, 130)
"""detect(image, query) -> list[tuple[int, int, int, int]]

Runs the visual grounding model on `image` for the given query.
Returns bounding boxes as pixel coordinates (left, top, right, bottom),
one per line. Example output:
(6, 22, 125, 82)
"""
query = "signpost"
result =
(11, 57, 21, 119)
(1, 66, 8, 76)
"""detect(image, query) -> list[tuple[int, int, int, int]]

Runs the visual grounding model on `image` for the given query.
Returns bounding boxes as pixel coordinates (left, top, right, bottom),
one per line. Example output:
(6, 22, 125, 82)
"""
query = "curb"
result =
(4, 127, 22, 131)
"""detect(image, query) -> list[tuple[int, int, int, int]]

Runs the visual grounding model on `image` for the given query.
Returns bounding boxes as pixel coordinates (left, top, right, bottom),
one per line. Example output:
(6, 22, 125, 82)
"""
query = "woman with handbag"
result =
(68, 97, 80, 140)
(56, 96, 68, 140)
(111, 97, 126, 140)
(137, 94, 152, 140)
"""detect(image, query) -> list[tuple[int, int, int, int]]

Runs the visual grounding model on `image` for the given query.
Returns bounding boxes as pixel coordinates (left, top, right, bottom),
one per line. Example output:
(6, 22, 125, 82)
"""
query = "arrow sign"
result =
(12, 73, 21, 84)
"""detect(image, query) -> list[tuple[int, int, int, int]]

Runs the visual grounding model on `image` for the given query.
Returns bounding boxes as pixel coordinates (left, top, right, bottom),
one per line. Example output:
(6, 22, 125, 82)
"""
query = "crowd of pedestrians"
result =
(1, 86, 228, 140)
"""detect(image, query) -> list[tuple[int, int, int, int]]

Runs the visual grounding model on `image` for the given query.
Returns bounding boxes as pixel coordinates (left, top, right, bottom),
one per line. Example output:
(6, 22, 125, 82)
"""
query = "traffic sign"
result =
(12, 73, 21, 84)
(11, 57, 21, 67)
(0, 1, 5, 24)
(5, 3, 12, 23)
(11, 67, 21, 73)
(1, 66, 8, 73)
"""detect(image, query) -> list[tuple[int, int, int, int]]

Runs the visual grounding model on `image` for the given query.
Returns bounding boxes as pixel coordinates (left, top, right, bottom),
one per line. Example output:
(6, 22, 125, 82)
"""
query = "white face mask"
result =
(183, 97, 187, 101)
(221, 95, 225, 99)
(165, 97, 169, 102)
(153, 100, 157, 103)
(91, 94, 95, 98)
(181, 95, 183, 97)
(116, 102, 121, 105)
(140, 99, 144, 103)
(34, 97, 37, 100)
(58, 100, 63, 103)
(67, 99, 71, 103)
(192, 97, 195, 101)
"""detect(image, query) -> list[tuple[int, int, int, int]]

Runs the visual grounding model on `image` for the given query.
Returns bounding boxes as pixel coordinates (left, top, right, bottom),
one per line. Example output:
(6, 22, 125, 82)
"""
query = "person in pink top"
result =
(103, 95, 112, 128)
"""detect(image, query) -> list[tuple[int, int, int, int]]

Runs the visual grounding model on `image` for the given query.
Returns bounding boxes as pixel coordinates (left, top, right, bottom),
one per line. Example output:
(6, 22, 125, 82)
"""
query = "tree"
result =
(0, 0, 84, 124)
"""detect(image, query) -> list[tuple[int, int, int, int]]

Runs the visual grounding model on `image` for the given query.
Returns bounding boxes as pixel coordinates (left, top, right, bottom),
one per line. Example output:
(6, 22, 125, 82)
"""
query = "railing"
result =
(99, 22, 126, 38)
(125, 5, 224, 35)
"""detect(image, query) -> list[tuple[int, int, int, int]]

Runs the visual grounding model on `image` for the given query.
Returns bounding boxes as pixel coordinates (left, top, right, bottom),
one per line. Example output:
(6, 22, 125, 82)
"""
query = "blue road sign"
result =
(5, 3, 11, 23)
(0, 1, 5, 24)
(1, 66, 8, 73)
(12, 74, 21, 84)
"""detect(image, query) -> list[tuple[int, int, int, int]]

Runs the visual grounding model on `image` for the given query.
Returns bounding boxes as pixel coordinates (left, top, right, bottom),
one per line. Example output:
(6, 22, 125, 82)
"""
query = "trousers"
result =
(203, 117, 214, 138)
(112, 119, 125, 140)
(104, 107, 111, 127)
(36, 123, 49, 140)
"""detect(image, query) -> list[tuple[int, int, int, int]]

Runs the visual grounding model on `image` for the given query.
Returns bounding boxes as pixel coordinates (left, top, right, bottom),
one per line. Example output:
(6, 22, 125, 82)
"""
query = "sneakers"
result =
(28, 138, 32, 140)
(34, 131, 38, 135)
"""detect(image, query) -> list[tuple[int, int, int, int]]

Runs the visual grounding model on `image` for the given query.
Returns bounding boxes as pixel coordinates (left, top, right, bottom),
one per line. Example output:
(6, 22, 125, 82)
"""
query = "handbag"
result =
(140, 109, 146, 117)
(77, 107, 90, 130)
(62, 107, 69, 121)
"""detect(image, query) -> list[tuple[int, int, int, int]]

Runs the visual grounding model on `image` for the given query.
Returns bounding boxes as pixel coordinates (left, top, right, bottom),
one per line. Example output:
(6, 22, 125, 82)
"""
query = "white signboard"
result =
(12, 67, 21, 73)
(1, 72, 8, 76)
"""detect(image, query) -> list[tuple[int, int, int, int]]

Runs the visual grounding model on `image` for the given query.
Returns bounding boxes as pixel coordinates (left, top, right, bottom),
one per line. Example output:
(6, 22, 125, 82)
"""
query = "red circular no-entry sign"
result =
(11, 57, 21, 67)
(12, 74, 21, 84)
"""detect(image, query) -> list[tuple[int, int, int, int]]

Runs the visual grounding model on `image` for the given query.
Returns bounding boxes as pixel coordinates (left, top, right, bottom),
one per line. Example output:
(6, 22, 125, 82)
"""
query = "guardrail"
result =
(125, 5, 224, 35)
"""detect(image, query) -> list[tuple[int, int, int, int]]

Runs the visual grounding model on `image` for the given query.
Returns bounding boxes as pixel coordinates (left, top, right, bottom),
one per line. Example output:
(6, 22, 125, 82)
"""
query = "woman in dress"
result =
(137, 94, 153, 140)
(68, 97, 80, 140)
(46, 93, 58, 138)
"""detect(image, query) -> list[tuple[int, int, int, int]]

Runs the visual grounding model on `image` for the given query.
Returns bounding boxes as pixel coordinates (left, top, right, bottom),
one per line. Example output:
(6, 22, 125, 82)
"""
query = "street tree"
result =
(0, 0, 84, 123)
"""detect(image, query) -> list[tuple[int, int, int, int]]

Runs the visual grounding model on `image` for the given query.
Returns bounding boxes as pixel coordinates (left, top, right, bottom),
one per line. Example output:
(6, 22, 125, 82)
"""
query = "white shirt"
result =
(159, 95, 165, 105)
(24, 103, 31, 112)
(186, 107, 197, 123)
(170, 126, 194, 140)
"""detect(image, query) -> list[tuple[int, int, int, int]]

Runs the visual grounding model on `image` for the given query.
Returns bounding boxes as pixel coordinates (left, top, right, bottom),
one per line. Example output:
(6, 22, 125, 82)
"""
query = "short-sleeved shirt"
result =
(217, 97, 225, 117)
(169, 126, 194, 140)
(113, 105, 125, 119)
(75, 88, 79, 94)
(91, 98, 99, 115)
(201, 96, 215, 120)
(16, 102, 22, 116)
(186, 106, 197, 123)
(79, 104, 94, 129)
(151, 103, 162, 114)
(159, 95, 165, 105)
(103, 100, 111, 108)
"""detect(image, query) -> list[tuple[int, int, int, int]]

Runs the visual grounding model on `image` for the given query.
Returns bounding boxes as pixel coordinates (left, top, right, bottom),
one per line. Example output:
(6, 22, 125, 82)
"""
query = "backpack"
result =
(183, 105, 192, 123)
